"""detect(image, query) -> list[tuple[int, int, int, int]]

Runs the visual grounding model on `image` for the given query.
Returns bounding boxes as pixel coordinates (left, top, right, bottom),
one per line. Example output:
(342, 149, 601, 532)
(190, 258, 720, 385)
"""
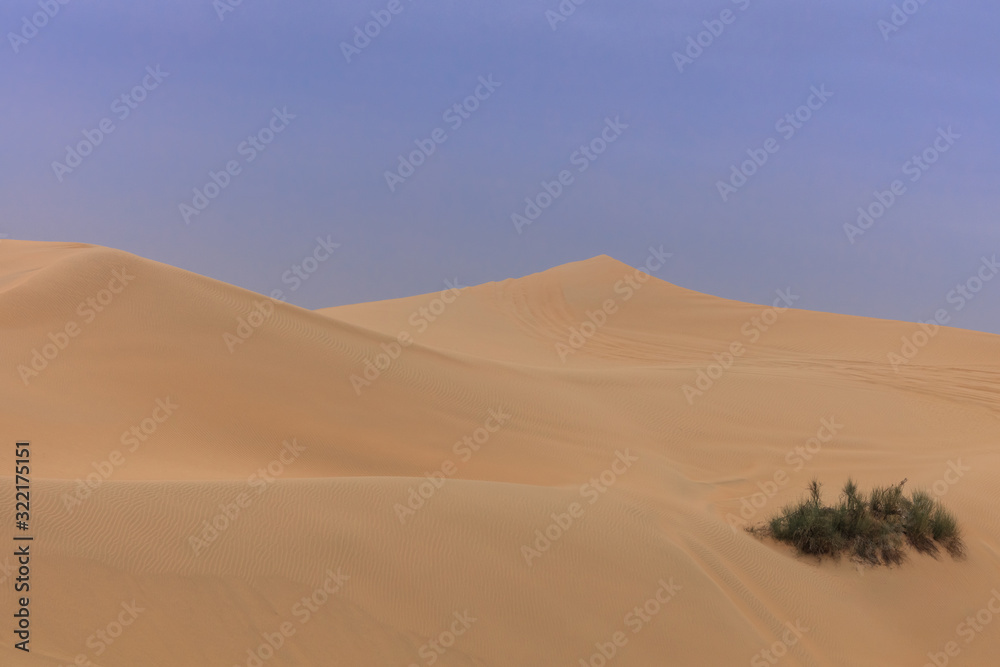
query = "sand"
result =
(1, 239, 998, 666)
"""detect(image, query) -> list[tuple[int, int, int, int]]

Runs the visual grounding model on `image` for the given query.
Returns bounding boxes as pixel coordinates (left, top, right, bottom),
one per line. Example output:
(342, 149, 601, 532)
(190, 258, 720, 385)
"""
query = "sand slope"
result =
(1, 240, 999, 666)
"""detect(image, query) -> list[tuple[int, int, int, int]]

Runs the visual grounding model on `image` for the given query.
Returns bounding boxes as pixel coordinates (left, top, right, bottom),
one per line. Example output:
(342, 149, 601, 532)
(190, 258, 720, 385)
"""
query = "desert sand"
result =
(1, 239, 999, 666)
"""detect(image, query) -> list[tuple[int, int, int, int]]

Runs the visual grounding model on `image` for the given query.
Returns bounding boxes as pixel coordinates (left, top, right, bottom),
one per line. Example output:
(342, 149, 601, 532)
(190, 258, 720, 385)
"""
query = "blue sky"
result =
(2, 0, 999, 334)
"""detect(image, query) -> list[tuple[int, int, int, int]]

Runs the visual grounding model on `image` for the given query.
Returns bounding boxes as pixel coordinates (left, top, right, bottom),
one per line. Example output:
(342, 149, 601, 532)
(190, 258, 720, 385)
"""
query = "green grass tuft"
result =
(749, 478, 964, 566)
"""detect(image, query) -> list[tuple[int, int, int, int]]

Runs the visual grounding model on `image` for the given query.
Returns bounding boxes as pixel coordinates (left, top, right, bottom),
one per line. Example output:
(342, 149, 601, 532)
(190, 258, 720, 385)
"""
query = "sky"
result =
(2, 0, 999, 334)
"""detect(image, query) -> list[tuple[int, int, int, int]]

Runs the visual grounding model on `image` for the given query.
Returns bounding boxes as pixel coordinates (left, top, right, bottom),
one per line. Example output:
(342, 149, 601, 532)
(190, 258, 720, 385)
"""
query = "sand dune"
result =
(1, 240, 999, 666)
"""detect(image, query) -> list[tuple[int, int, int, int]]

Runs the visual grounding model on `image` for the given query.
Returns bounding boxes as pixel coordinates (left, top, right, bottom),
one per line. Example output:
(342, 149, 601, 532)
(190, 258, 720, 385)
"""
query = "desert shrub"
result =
(904, 490, 936, 553)
(751, 478, 964, 566)
(869, 482, 905, 521)
(930, 503, 965, 558)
